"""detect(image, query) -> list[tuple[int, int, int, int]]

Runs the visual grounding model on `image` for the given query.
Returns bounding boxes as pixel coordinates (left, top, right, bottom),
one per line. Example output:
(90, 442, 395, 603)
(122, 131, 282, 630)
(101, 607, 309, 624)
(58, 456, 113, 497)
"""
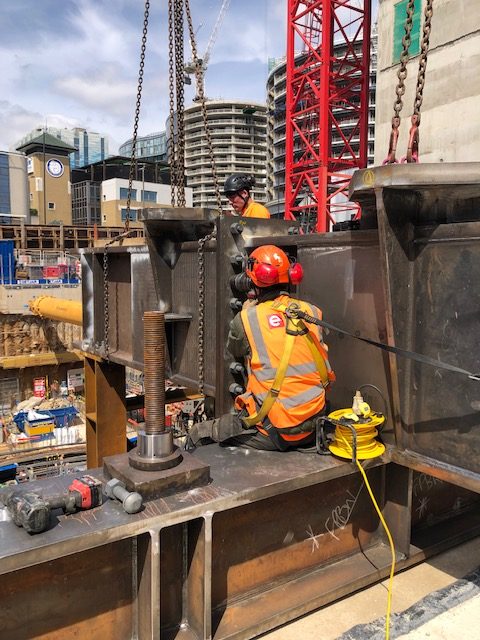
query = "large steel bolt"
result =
(229, 362, 245, 375)
(229, 383, 244, 395)
(229, 298, 242, 312)
(105, 478, 143, 514)
(230, 222, 243, 235)
(230, 254, 244, 266)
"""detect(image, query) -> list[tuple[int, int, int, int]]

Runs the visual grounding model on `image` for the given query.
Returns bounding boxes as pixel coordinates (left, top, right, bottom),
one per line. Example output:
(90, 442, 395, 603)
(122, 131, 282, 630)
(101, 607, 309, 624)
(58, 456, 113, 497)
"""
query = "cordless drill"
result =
(5, 475, 102, 534)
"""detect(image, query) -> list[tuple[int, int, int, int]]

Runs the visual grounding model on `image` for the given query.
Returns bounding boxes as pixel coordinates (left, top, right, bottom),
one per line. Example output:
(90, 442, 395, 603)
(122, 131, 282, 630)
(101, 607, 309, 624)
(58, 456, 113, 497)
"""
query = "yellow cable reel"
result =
(327, 406, 386, 460)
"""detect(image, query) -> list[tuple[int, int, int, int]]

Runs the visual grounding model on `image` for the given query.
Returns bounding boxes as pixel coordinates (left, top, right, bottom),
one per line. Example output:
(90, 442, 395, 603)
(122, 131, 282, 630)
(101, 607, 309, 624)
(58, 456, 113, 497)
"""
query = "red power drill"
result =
(5, 475, 102, 534)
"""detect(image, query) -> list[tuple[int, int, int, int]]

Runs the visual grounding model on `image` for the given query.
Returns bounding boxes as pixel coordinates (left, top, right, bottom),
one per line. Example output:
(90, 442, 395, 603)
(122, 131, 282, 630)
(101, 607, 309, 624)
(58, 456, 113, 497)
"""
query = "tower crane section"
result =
(285, 0, 371, 232)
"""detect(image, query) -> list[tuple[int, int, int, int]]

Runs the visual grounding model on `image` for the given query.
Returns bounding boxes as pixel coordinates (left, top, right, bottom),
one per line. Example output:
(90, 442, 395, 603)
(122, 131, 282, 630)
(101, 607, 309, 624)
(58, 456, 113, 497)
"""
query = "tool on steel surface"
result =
(104, 478, 143, 514)
(5, 475, 102, 534)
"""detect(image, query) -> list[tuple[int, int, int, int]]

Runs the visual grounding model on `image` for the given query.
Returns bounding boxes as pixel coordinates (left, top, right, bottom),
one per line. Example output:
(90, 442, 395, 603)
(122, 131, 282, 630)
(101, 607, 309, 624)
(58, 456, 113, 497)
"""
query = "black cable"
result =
(286, 306, 480, 382)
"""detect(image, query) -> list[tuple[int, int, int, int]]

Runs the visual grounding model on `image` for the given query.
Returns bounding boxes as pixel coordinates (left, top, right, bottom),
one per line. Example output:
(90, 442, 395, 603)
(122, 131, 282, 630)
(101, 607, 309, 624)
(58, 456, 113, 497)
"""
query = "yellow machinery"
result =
(28, 295, 83, 326)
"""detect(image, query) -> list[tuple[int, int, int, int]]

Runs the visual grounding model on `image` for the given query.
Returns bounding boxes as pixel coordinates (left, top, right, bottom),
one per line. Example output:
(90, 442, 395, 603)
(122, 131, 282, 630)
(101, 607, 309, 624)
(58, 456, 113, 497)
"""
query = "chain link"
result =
(404, 0, 434, 163)
(184, 0, 223, 213)
(103, 244, 110, 359)
(103, 2, 149, 360)
(413, 0, 434, 118)
(125, 0, 150, 230)
(197, 228, 216, 396)
(102, 230, 135, 359)
(168, 0, 177, 206)
(183, 0, 223, 397)
(174, 0, 186, 206)
(384, 0, 415, 164)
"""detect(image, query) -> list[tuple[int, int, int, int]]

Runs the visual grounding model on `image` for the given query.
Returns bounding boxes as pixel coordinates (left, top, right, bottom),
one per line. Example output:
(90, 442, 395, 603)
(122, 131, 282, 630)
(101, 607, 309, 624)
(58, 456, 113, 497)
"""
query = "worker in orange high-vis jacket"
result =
(224, 174, 270, 218)
(187, 245, 335, 451)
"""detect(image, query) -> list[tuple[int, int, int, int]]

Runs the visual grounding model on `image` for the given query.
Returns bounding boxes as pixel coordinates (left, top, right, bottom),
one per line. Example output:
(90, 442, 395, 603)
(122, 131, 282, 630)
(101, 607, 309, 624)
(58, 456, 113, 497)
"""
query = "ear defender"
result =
(253, 262, 279, 285)
(288, 262, 304, 285)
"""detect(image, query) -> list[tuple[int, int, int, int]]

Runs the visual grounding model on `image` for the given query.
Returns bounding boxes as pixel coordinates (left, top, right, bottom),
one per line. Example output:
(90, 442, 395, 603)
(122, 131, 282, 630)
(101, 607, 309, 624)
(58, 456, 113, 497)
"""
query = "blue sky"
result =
(0, 0, 377, 153)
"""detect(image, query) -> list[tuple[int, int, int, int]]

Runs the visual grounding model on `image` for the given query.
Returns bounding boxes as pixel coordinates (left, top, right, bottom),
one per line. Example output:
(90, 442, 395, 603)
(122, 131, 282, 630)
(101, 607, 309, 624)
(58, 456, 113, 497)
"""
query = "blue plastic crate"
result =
(14, 405, 78, 431)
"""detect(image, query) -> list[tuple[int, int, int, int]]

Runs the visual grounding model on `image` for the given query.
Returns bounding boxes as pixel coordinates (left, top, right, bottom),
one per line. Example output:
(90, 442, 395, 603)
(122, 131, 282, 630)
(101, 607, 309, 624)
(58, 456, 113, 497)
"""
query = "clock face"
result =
(46, 158, 64, 178)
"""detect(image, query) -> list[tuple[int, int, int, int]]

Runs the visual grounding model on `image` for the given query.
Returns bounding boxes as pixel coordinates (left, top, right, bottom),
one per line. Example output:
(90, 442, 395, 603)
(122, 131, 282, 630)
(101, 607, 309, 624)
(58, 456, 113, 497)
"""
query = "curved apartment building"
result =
(266, 31, 377, 216)
(182, 100, 267, 210)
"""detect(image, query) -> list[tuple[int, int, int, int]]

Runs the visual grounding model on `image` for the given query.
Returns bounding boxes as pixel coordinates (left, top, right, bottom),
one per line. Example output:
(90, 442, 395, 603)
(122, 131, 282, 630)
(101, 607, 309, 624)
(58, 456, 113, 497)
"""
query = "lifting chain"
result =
(384, 0, 434, 164)
(103, 244, 110, 359)
(184, 0, 223, 214)
(384, 0, 415, 164)
(126, 0, 150, 229)
(184, 0, 224, 398)
(196, 229, 216, 397)
(103, 0, 150, 360)
(405, 0, 434, 163)
(102, 229, 134, 359)
(168, 0, 187, 206)
(168, 0, 177, 205)
(174, 0, 186, 206)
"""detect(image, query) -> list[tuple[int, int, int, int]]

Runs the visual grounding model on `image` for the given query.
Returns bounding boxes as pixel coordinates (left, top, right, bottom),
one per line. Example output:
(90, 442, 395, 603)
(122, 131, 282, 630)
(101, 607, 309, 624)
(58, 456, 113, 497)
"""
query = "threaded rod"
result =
(143, 311, 166, 434)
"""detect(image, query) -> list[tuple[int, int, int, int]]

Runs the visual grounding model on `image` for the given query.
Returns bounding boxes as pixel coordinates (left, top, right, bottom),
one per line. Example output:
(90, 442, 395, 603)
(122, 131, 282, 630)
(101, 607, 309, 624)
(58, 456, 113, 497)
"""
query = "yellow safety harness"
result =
(242, 302, 331, 428)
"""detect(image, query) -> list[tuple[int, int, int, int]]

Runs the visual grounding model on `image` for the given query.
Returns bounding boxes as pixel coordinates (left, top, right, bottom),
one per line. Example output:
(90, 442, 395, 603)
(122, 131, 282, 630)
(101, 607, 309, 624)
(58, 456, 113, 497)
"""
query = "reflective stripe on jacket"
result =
(234, 295, 332, 440)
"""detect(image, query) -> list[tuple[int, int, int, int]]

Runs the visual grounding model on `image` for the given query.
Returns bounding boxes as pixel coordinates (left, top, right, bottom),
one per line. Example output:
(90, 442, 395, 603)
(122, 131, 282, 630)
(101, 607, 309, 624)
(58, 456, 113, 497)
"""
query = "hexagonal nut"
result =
(104, 477, 124, 499)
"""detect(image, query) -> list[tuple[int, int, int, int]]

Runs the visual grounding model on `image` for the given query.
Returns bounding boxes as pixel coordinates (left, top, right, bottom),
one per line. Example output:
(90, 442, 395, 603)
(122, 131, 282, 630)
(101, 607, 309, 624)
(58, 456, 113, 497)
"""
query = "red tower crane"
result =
(284, 1, 371, 232)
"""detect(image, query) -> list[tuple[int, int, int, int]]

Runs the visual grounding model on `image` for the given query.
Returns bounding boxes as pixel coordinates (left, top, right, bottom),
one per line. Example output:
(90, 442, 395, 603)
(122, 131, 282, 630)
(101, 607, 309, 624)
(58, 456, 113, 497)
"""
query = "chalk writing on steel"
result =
(413, 473, 440, 498)
(306, 482, 364, 551)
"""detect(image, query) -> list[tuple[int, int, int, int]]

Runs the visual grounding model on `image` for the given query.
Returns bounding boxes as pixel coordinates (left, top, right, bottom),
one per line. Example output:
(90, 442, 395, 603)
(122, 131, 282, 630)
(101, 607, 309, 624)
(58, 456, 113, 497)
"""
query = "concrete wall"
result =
(375, 0, 480, 164)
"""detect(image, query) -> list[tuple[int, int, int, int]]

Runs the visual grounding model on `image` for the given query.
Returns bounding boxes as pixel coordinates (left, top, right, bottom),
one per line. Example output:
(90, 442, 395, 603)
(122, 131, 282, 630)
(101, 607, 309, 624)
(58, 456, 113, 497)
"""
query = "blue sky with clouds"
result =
(0, 0, 378, 153)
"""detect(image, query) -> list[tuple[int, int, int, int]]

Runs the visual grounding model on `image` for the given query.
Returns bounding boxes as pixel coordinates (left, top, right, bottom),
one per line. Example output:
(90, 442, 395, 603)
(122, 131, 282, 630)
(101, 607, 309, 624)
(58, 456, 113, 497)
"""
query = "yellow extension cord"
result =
(328, 408, 396, 640)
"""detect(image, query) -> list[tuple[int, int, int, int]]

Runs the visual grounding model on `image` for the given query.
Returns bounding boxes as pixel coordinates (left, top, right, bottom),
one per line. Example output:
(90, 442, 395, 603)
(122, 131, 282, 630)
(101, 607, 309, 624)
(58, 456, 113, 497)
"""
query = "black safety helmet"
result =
(224, 174, 255, 197)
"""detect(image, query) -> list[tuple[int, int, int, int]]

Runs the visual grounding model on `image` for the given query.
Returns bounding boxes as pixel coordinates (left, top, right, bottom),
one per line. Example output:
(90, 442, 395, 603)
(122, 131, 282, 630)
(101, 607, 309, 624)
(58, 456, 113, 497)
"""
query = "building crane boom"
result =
(203, 0, 231, 68)
(185, 0, 230, 91)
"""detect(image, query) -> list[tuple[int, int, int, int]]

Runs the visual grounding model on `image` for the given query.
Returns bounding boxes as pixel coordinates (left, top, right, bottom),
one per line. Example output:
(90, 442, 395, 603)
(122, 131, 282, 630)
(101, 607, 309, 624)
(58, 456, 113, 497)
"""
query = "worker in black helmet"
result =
(224, 174, 270, 218)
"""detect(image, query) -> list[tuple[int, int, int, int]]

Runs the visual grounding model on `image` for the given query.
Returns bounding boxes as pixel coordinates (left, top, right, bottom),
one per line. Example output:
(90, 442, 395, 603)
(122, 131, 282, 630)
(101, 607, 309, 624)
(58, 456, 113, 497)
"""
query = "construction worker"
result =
(188, 245, 335, 451)
(224, 174, 271, 218)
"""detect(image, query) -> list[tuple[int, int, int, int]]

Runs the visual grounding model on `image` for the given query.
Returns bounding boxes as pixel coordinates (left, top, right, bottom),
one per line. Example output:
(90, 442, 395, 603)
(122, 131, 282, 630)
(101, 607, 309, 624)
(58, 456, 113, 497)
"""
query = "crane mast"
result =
(284, 0, 371, 232)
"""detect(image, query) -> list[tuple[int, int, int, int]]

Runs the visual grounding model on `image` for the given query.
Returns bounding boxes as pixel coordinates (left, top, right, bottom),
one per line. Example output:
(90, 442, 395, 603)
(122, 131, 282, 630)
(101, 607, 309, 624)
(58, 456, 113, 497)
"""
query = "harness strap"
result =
(242, 301, 333, 428)
(274, 301, 332, 387)
(242, 326, 296, 427)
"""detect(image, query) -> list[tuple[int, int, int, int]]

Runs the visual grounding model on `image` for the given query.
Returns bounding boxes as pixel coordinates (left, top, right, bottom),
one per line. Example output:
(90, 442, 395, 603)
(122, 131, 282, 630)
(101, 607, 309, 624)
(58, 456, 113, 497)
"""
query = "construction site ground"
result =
(260, 536, 480, 640)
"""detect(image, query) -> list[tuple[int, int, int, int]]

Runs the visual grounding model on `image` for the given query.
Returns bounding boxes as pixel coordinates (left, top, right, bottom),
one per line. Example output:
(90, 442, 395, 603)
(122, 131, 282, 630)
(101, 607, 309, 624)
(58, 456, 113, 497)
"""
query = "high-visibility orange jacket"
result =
(234, 295, 334, 442)
(242, 201, 270, 218)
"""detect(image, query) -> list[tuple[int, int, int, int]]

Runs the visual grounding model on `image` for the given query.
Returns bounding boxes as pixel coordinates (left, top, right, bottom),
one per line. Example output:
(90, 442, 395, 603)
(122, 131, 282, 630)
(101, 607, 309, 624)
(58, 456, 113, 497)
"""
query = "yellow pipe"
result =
(28, 296, 83, 326)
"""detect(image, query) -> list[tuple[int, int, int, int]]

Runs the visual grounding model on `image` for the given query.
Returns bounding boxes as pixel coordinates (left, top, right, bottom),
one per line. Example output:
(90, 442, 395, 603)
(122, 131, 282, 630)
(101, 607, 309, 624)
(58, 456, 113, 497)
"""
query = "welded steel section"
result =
(141, 207, 218, 395)
(1, 447, 479, 640)
(0, 537, 135, 640)
(296, 232, 395, 436)
(85, 356, 127, 468)
(350, 163, 480, 492)
(170, 240, 217, 394)
(80, 245, 160, 369)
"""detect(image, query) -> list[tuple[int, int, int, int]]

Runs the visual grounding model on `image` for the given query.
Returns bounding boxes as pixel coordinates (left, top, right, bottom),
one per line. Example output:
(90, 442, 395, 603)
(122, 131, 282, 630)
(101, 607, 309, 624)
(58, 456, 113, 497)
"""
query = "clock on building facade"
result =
(46, 158, 64, 178)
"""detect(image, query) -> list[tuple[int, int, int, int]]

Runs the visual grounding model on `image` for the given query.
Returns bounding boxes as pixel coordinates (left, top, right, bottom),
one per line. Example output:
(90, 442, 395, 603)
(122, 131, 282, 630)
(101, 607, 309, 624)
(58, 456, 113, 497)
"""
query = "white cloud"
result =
(0, 0, 378, 152)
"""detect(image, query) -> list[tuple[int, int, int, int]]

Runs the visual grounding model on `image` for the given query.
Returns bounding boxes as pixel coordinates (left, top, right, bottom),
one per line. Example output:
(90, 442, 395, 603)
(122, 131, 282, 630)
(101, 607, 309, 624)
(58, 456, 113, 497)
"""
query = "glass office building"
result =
(16, 127, 109, 169)
(119, 132, 168, 163)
